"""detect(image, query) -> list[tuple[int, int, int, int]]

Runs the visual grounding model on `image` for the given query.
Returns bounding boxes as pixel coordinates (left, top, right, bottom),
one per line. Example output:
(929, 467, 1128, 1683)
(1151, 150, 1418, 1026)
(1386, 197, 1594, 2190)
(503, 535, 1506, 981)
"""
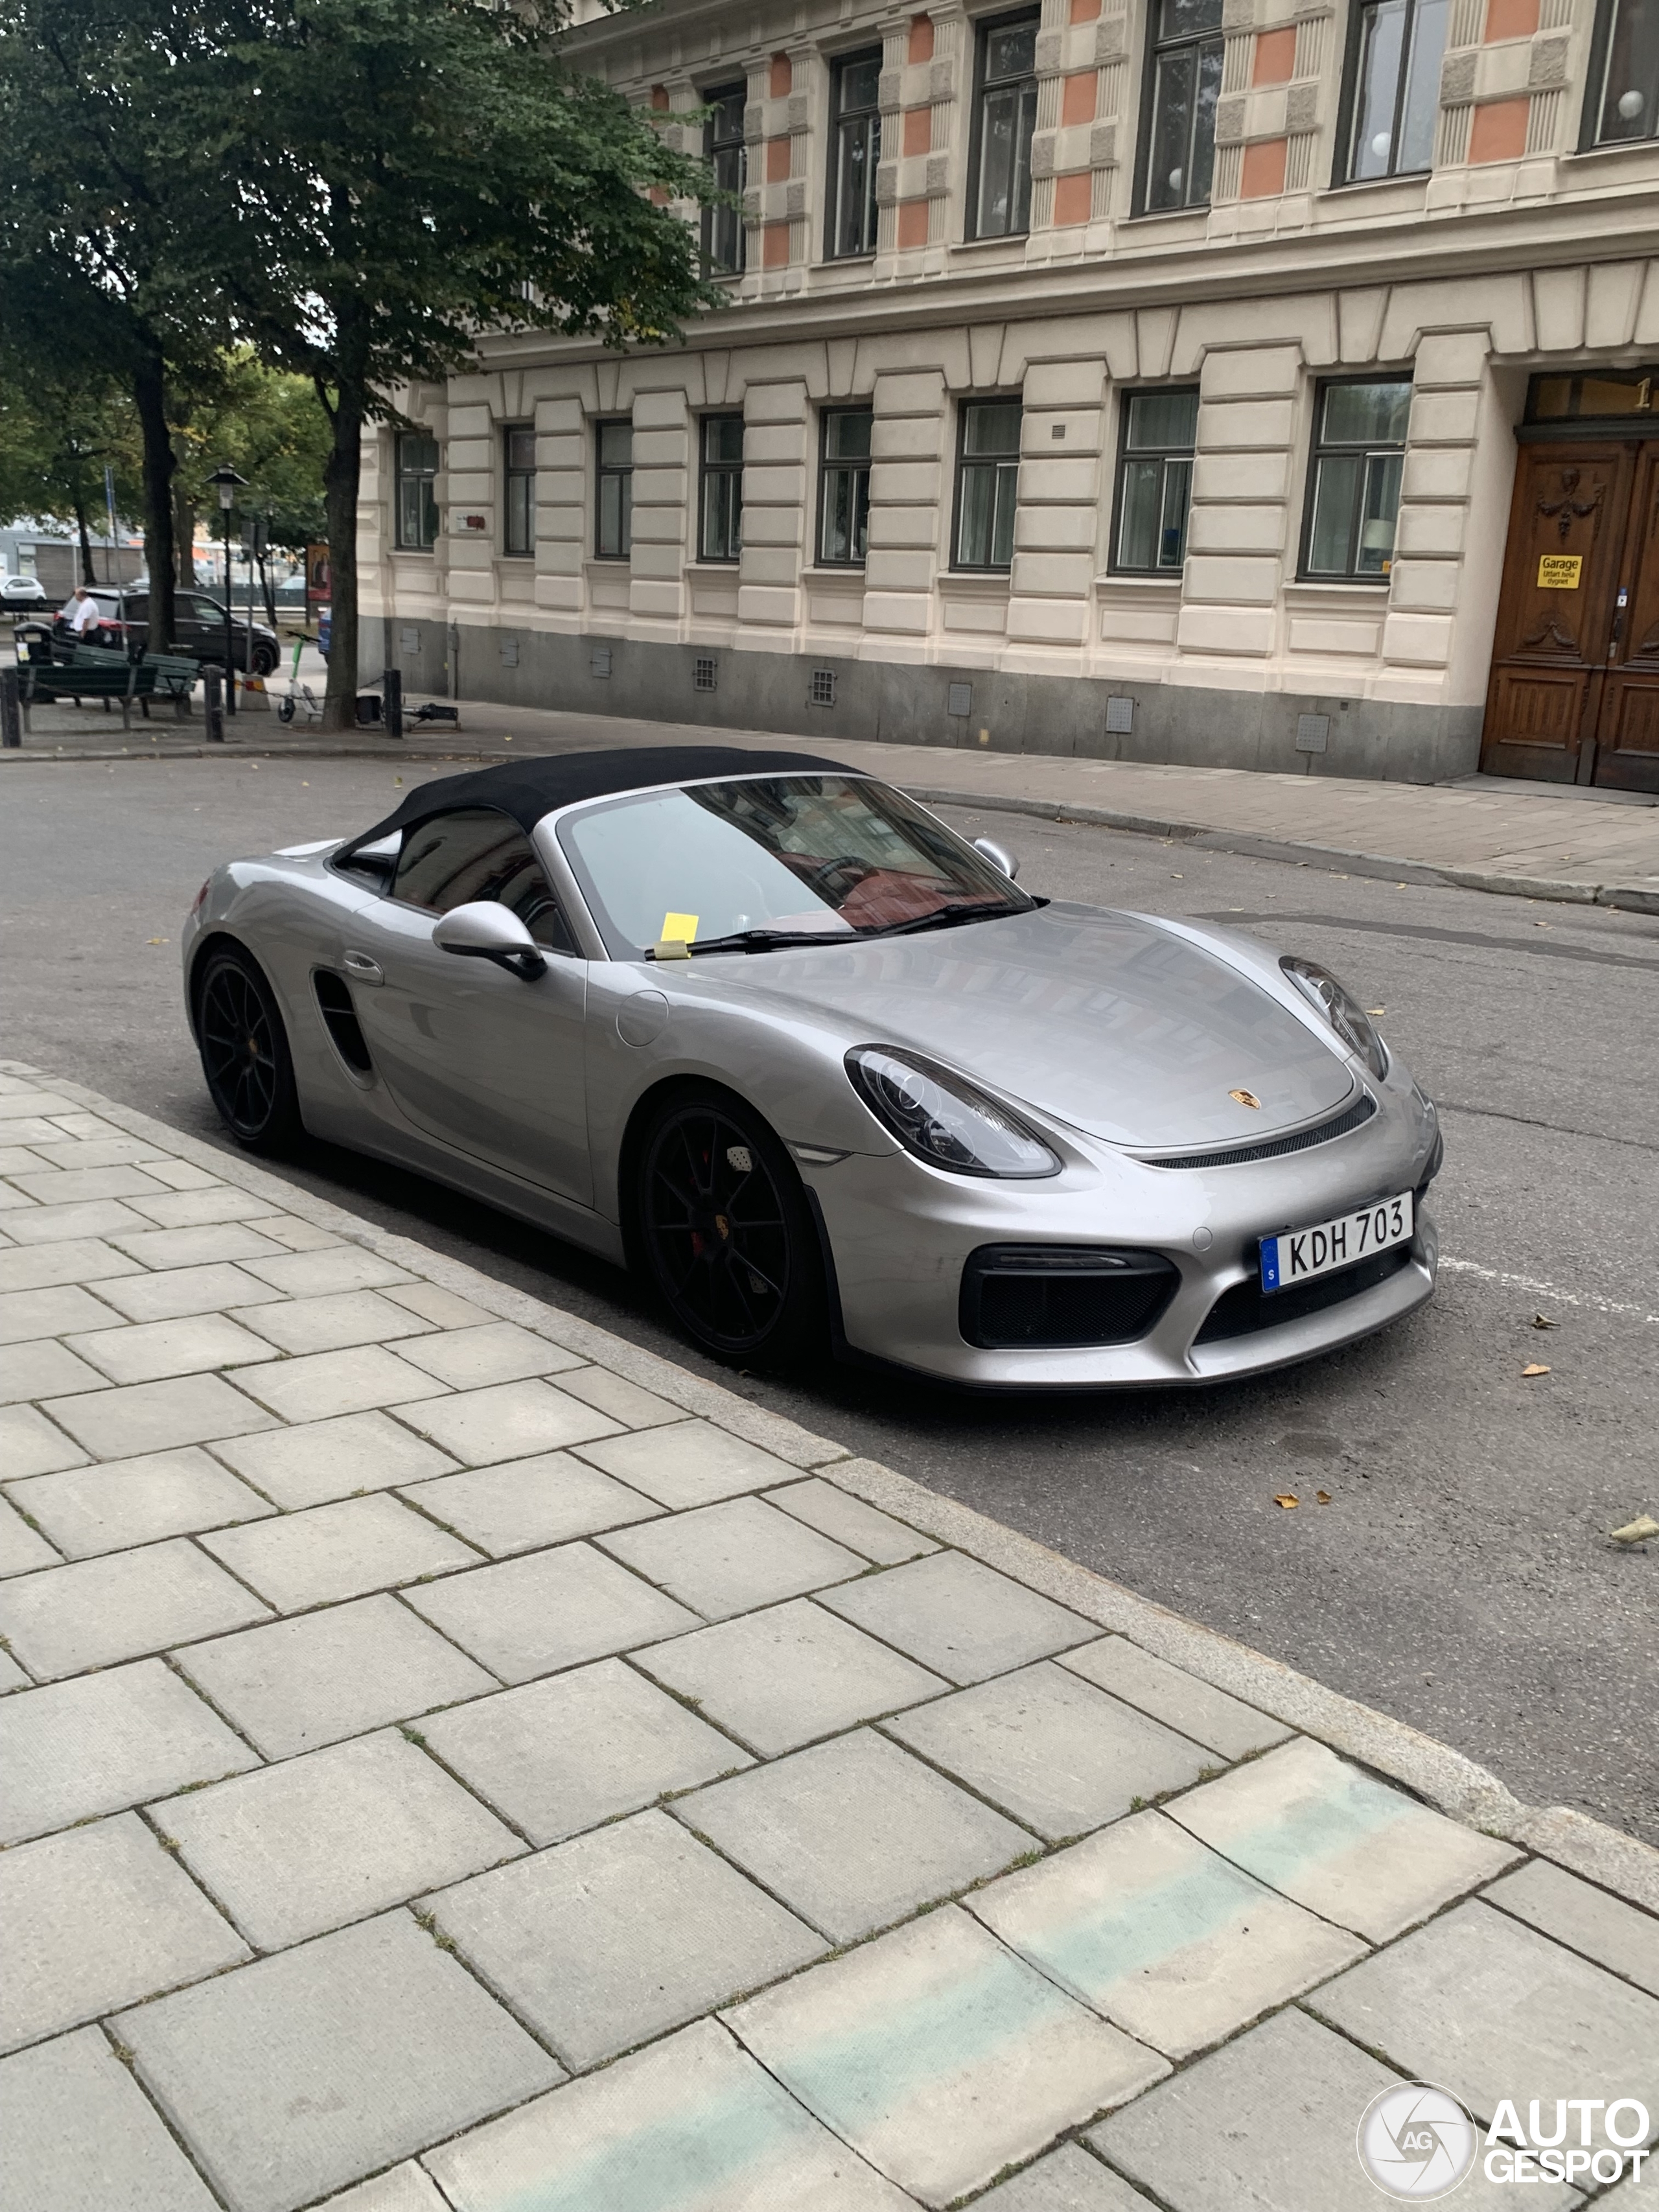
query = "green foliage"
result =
(171, 355, 331, 553)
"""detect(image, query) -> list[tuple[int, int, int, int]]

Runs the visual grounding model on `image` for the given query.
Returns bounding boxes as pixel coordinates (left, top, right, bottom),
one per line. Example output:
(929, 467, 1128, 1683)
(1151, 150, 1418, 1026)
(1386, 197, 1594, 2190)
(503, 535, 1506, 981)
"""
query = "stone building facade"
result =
(360, 0, 1659, 789)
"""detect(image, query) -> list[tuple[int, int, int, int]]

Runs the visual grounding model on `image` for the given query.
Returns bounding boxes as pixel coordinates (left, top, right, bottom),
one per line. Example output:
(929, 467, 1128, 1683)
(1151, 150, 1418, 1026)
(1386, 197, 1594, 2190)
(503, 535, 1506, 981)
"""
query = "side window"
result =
(392, 808, 576, 953)
(971, 12, 1039, 238)
(699, 413, 745, 562)
(595, 421, 634, 559)
(1301, 378, 1412, 581)
(818, 408, 874, 565)
(395, 432, 440, 551)
(828, 49, 883, 258)
(1111, 388, 1199, 573)
(504, 426, 536, 558)
(702, 84, 748, 274)
(1141, 0, 1224, 213)
(954, 399, 1022, 571)
(1340, 0, 1448, 180)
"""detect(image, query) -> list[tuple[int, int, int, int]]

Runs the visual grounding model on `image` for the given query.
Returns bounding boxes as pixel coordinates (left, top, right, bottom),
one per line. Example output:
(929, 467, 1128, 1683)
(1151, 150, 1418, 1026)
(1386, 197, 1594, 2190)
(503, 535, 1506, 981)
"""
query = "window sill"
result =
(1286, 577, 1391, 595)
(684, 561, 741, 574)
(585, 556, 631, 569)
(1096, 572, 1183, 589)
(952, 231, 1032, 252)
(800, 566, 867, 581)
(392, 547, 436, 558)
(1317, 171, 1429, 200)
(943, 569, 1013, 590)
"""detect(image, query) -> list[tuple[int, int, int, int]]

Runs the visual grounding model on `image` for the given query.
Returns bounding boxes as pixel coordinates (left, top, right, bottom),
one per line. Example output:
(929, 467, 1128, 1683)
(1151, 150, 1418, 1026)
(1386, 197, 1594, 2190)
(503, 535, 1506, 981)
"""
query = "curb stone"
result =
(14, 1060, 1659, 1921)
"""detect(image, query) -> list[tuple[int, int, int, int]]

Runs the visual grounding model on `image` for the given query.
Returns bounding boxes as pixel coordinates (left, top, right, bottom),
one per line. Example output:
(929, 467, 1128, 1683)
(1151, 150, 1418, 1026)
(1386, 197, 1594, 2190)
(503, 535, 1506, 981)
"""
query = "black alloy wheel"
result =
(637, 1090, 824, 1365)
(251, 641, 279, 677)
(195, 946, 301, 1151)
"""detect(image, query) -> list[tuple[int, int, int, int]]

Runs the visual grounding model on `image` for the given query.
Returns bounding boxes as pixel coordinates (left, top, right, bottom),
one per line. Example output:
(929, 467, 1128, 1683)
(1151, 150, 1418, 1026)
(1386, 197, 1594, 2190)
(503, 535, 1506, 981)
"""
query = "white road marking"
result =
(1439, 1254, 1659, 1327)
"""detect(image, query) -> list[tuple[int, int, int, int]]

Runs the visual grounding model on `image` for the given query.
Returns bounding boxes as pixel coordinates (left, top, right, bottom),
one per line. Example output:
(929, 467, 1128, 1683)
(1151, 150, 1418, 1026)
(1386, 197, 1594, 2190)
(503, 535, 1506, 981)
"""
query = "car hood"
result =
(717, 902, 1355, 1150)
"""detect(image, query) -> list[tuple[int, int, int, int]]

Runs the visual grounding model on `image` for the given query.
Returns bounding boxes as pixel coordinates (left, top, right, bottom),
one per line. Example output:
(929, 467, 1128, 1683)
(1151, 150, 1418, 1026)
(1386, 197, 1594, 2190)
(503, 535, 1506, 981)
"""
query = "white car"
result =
(0, 574, 48, 606)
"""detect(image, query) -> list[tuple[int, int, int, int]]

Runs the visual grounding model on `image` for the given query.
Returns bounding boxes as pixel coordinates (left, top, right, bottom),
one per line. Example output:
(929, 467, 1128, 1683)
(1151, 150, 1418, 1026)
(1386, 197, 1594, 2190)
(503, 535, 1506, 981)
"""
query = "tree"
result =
(0, 342, 142, 584)
(169, 352, 330, 603)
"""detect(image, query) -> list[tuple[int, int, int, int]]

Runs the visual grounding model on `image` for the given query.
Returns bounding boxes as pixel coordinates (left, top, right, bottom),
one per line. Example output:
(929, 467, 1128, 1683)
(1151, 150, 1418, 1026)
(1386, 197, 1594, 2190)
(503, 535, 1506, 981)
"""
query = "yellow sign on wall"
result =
(1538, 554, 1584, 589)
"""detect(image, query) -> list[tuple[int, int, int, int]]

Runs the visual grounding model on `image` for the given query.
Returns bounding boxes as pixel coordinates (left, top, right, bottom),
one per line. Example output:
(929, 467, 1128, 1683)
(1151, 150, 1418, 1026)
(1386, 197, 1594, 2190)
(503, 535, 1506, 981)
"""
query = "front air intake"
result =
(961, 1245, 1179, 1349)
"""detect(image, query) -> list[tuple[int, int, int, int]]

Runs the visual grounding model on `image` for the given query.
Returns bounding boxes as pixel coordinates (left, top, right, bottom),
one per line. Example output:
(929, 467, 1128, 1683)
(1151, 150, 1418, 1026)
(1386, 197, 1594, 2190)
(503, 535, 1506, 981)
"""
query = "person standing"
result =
(66, 587, 104, 640)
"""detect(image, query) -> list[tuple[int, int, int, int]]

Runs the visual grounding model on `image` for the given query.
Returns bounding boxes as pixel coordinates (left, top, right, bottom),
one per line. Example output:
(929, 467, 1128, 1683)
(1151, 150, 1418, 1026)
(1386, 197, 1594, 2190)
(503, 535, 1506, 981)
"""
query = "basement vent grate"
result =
(947, 682, 973, 718)
(1296, 714, 1330, 754)
(590, 647, 612, 678)
(1105, 694, 1134, 734)
(809, 669, 836, 707)
(694, 656, 717, 693)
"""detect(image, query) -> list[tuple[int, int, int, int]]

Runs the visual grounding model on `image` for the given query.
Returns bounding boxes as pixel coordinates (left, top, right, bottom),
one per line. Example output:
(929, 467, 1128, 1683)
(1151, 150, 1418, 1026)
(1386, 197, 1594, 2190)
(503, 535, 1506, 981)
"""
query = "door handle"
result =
(342, 950, 384, 986)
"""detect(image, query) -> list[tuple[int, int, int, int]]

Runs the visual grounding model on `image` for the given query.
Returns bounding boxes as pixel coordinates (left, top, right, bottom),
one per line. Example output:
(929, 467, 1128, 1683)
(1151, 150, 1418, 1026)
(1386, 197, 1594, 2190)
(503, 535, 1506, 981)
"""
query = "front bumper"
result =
(811, 1070, 1439, 1388)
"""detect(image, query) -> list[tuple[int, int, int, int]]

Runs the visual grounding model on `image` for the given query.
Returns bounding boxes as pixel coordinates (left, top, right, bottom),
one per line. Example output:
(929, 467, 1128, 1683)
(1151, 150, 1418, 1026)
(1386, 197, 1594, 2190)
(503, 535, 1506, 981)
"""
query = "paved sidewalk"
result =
(2, 1064, 1658, 2212)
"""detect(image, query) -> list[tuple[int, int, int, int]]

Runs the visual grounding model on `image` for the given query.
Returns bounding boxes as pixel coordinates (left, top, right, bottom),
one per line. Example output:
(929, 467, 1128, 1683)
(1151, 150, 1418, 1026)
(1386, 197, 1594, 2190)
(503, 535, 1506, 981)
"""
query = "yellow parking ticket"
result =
(660, 912, 699, 943)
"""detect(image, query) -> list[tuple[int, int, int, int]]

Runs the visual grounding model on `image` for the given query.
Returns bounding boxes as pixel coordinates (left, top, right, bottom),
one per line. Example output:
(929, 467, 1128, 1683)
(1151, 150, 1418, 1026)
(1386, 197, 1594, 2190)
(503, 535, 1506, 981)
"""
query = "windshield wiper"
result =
(862, 898, 1033, 938)
(644, 899, 1037, 960)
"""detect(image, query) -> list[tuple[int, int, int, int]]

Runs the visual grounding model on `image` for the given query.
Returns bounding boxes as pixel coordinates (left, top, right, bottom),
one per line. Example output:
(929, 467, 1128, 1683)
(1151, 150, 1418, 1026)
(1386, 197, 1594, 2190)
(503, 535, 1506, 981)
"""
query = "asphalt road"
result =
(4, 753, 1656, 1843)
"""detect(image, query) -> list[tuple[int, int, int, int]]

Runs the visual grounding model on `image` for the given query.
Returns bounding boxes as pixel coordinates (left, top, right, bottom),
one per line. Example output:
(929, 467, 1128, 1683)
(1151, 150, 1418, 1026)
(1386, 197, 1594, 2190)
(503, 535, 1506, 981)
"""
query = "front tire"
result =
(634, 1087, 825, 1368)
(251, 642, 279, 677)
(194, 945, 301, 1152)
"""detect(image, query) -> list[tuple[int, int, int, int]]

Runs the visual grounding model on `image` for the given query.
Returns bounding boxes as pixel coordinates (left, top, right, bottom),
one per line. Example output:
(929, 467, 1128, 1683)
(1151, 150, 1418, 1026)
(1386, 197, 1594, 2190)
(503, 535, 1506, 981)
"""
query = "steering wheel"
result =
(802, 854, 876, 902)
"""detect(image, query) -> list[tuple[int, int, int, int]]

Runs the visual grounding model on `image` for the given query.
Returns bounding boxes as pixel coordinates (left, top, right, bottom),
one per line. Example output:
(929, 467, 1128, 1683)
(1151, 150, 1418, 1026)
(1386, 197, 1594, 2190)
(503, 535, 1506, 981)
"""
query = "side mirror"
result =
(432, 901, 545, 978)
(972, 837, 1019, 882)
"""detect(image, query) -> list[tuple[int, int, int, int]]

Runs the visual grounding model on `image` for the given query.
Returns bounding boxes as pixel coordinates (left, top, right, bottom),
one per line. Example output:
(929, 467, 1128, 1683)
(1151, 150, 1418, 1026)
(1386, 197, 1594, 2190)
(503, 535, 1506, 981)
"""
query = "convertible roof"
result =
(356, 746, 858, 843)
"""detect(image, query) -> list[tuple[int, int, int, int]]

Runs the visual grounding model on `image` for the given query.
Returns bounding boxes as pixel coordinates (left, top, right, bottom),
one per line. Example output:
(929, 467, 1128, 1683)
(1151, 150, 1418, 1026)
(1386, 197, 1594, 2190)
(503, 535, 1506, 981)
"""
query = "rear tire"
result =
(194, 946, 302, 1152)
(251, 642, 279, 678)
(634, 1086, 826, 1368)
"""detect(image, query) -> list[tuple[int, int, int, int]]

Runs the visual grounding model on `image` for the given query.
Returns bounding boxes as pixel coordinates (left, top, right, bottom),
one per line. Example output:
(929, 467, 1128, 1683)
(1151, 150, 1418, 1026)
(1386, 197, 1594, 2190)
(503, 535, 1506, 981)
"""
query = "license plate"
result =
(1260, 1191, 1413, 1293)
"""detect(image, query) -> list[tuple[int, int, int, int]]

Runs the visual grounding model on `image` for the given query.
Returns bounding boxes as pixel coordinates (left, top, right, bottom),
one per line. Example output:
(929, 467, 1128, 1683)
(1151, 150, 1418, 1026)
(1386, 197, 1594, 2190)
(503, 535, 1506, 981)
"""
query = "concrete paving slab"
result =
(0, 1648, 30, 1690)
(390, 1321, 586, 1388)
(249, 1217, 342, 1253)
(0, 1659, 261, 1844)
(0, 1401, 88, 1478)
(380, 1281, 495, 1329)
(886, 1662, 1213, 1842)
(316, 2168, 451, 2212)
(973, 2143, 1156, 2211)
(120, 1187, 283, 1229)
(62, 1313, 279, 1384)
(40, 1372, 278, 1458)
(575, 1420, 805, 1509)
(0, 1089, 80, 1118)
(1167, 1737, 1520, 1940)
(418, 1657, 749, 1843)
(9, 1135, 167, 1169)
(199, 1493, 481, 1611)
(117, 1912, 563, 2212)
(426, 1806, 824, 2069)
(673, 1727, 1033, 1941)
(3, 1196, 154, 1244)
(726, 1905, 1168, 2207)
(162, 1729, 525, 1950)
(1058, 1639, 1295, 1763)
(0, 1281, 124, 1341)
(227, 1290, 436, 1355)
(970, 1808, 1367, 2058)
(0, 1334, 110, 1401)
(231, 1345, 450, 1425)
(1306, 1898, 1659, 2122)
(210, 1410, 459, 1511)
(174, 1594, 499, 1758)
(634, 1596, 949, 1756)
(553, 1364, 688, 1428)
(1089, 2003, 1581, 2212)
(397, 1450, 662, 1556)
(238, 1248, 415, 1296)
(0, 1537, 271, 1677)
(402, 1540, 698, 1682)
(3, 1813, 250, 2053)
(818, 1551, 1097, 1684)
(0, 1237, 144, 1291)
(9, 1447, 275, 1555)
(0, 2026, 220, 2212)
(597, 1496, 866, 1620)
(0, 1491, 65, 1574)
(424, 2016, 912, 2212)
(763, 1476, 939, 1565)
(89, 1263, 289, 1323)
(1482, 1856, 1659, 1998)
(393, 1378, 622, 1465)
(106, 1224, 288, 1269)
(8, 1163, 170, 1203)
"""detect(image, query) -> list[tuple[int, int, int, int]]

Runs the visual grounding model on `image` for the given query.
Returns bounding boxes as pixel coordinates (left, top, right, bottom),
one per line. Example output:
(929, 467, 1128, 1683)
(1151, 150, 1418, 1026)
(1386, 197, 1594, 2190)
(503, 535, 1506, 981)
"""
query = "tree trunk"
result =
(73, 495, 97, 586)
(321, 383, 362, 733)
(257, 547, 277, 629)
(174, 477, 197, 584)
(133, 345, 177, 652)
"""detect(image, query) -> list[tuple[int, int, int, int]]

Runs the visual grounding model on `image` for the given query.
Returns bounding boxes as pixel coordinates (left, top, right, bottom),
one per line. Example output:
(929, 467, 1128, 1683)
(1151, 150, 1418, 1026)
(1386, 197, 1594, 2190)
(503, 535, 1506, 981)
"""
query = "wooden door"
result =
(1592, 442, 1659, 792)
(1479, 442, 1633, 784)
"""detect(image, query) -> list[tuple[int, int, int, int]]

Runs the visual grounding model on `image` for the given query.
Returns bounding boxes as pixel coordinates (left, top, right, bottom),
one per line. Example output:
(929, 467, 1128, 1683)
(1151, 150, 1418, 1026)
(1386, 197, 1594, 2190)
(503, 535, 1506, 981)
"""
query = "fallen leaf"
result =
(1316, 1490, 1332, 1505)
(1610, 1514, 1659, 1545)
(1521, 1363, 1551, 1378)
(146, 937, 167, 945)
(1532, 1313, 1556, 1330)
(1366, 1007, 1385, 1016)
(1273, 1493, 1299, 1509)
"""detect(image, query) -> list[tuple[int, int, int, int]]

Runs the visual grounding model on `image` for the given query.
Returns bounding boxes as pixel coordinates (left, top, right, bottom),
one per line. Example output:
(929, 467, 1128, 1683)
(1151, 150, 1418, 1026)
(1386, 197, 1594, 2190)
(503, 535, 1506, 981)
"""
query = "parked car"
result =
(52, 588, 281, 675)
(0, 572, 49, 607)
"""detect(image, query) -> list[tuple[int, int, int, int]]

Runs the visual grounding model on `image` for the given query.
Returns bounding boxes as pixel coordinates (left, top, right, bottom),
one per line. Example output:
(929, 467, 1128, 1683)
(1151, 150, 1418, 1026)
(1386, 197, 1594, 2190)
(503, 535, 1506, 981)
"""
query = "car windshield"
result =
(557, 773, 1030, 957)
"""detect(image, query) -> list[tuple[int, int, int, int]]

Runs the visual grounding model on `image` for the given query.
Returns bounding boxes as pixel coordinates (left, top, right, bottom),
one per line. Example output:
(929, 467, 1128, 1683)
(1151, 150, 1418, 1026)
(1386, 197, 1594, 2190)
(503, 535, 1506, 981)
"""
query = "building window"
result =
(1112, 388, 1198, 573)
(1588, 0, 1659, 143)
(503, 427, 535, 558)
(828, 49, 883, 257)
(1301, 378, 1411, 580)
(699, 414, 745, 562)
(1141, 0, 1224, 213)
(1340, 0, 1449, 180)
(818, 409, 873, 565)
(703, 84, 748, 274)
(971, 13, 1039, 238)
(594, 421, 634, 560)
(954, 399, 1021, 571)
(395, 433, 439, 551)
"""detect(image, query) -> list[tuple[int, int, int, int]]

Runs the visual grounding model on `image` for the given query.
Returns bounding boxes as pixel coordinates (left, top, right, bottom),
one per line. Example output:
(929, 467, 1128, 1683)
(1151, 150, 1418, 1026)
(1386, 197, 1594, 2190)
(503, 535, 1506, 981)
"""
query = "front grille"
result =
(1194, 1241, 1415, 1343)
(962, 1245, 1179, 1350)
(1141, 1092, 1376, 1171)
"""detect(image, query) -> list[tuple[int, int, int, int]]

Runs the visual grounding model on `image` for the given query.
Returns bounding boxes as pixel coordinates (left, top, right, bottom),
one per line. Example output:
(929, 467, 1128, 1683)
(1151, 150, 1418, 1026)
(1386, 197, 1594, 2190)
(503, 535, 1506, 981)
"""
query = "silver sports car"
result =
(183, 747, 1441, 1385)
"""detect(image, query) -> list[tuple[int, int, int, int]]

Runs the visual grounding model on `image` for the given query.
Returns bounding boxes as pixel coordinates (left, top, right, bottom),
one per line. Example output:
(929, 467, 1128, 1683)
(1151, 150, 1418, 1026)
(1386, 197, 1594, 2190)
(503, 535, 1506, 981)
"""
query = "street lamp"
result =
(207, 465, 248, 715)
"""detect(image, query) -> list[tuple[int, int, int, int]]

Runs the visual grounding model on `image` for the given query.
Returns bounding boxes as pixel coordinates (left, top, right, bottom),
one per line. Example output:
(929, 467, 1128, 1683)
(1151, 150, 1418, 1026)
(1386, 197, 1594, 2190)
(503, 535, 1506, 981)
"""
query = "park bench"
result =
(20, 646, 198, 735)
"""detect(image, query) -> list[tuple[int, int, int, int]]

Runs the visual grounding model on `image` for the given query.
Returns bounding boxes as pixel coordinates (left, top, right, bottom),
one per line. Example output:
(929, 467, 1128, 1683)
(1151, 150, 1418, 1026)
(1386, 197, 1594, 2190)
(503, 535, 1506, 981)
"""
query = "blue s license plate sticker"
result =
(1260, 1191, 1413, 1293)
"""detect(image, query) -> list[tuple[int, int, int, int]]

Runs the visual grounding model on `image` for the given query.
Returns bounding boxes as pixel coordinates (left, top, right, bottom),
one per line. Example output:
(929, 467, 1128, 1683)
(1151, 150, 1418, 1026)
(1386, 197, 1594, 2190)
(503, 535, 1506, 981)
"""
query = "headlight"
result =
(1281, 957, 1387, 1080)
(846, 1046, 1060, 1178)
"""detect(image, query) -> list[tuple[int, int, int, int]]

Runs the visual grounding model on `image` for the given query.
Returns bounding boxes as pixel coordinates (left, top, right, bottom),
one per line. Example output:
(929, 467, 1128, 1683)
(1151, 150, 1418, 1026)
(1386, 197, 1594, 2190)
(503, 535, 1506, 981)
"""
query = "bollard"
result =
(382, 667, 403, 740)
(203, 663, 225, 744)
(1, 666, 20, 749)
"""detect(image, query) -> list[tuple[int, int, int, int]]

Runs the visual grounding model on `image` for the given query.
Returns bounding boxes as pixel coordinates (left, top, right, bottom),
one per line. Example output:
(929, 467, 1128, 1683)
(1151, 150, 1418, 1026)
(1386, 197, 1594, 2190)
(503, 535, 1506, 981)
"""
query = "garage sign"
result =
(1537, 553, 1583, 588)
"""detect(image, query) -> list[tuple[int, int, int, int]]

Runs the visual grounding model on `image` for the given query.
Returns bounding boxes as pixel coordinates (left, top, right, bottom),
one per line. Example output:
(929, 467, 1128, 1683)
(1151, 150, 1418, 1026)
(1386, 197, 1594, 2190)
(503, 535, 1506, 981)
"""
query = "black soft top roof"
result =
(355, 745, 857, 844)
